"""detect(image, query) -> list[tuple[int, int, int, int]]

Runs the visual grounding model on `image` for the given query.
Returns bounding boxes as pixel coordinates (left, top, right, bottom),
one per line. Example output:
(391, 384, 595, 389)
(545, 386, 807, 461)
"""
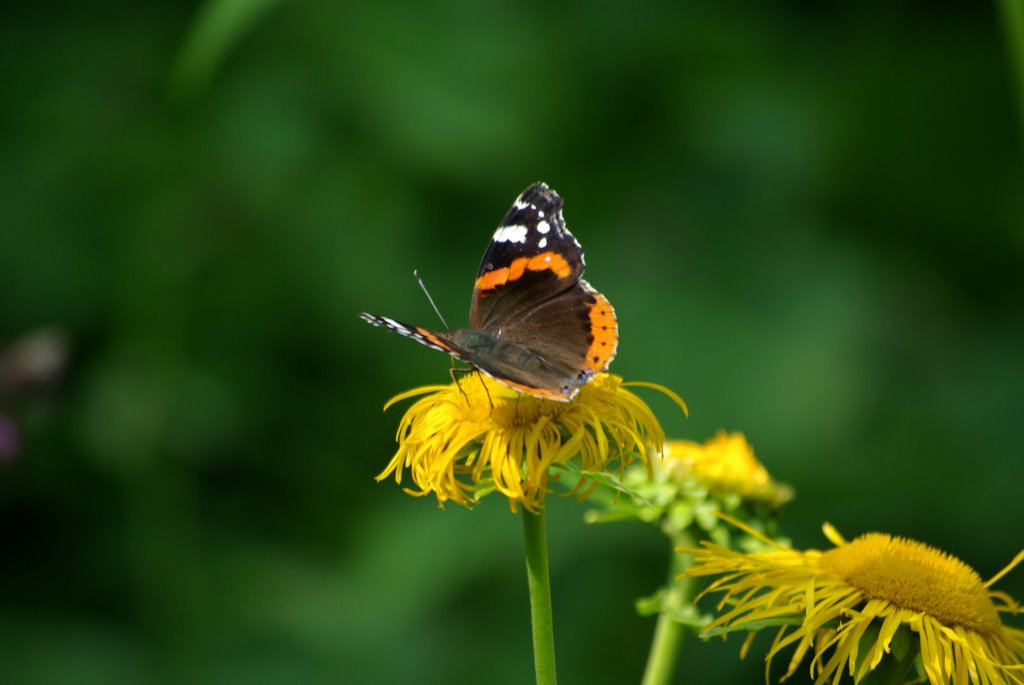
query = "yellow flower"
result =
(684, 523, 1024, 684)
(663, 431, 792, 507)
(586, 431, 791, 547)
(375, 372, 684, 512)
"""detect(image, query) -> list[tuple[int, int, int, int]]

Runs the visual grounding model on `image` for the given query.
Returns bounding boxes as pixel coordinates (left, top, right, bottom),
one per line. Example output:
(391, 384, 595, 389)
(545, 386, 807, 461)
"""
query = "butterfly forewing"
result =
(469, 183, 584, 331)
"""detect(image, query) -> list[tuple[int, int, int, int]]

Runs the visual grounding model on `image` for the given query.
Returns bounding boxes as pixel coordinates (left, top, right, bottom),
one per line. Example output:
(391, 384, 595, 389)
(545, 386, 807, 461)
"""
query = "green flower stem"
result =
(641, 532, 697, 685)
(522, 508, 558, 685)
(1000, 0, 1024, 144)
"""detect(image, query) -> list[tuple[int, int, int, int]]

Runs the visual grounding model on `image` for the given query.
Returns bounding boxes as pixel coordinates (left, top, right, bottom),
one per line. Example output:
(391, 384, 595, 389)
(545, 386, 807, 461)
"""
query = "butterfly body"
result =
(361, 182, 618, 402)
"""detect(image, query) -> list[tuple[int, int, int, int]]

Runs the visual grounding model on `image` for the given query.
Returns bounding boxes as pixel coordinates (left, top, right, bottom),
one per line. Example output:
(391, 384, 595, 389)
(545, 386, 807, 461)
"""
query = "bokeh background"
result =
(2, 2, 1023, 683)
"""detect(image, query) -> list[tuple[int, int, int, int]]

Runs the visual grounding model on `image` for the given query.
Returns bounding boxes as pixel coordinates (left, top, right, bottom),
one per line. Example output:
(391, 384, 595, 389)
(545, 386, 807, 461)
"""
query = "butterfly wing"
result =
(470, 182, 585, 329)
(468, 183, 618, 396)
(359, 313, 460, 357)
(360, 311, 597, 401)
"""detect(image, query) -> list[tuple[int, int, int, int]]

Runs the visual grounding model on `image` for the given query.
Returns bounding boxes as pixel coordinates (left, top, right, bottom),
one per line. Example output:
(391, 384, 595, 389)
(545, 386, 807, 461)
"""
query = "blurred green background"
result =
(1, 1, 1022, 683)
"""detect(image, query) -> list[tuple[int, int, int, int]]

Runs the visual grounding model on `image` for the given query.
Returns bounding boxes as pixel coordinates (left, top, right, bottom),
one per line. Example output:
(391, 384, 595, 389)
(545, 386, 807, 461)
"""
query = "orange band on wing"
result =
(582, 293, 618, 374)
(415, 327, 452, 352)
(474, 251, 574, 293)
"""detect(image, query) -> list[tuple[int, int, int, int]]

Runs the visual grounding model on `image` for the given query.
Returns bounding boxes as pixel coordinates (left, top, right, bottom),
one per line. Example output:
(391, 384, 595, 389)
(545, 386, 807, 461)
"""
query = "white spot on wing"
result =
(493, 224, 528, 243)
(538, 236, 548, 248)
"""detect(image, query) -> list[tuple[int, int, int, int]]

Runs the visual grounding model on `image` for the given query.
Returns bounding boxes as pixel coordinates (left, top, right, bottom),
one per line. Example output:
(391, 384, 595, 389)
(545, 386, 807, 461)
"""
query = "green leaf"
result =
(635, 588, 666, 616)
(563, 463, 656, 507)
(584, 508, 645, 524)
(666, 604, 712, 629)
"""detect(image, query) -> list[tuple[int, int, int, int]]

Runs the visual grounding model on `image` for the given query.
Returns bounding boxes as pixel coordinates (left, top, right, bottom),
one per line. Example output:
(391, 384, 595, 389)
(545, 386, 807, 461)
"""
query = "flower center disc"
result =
(820, 533, 1001, 634)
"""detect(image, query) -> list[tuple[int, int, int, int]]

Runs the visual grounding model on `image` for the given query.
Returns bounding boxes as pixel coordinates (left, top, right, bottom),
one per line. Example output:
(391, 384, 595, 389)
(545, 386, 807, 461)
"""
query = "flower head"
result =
(587, 431, 791, 546)
(663, 431, 793, 508)
(684, 523, 1024, 684)
(375, 372, 684, 512)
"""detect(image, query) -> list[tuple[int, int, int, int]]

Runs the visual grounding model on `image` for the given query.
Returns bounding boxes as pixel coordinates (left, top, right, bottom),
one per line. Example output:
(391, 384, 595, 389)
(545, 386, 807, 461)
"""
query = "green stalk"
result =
(522, 508, 558, 685)
(641, 532, 696, 685)
(999, 0, 1024, 144)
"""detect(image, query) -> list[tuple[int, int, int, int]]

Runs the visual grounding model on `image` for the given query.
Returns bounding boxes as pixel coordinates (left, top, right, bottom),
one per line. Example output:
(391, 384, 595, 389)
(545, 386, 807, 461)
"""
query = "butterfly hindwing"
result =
(491, 278, 618, 387)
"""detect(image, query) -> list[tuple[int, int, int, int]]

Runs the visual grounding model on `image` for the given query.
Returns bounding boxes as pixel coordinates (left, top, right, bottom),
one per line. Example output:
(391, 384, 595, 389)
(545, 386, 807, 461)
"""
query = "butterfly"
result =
(360, 182, 617, 401)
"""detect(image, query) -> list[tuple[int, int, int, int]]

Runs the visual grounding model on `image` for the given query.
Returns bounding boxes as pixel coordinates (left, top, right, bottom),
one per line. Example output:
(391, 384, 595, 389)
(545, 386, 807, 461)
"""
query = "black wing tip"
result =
(518, 181, 563, 210)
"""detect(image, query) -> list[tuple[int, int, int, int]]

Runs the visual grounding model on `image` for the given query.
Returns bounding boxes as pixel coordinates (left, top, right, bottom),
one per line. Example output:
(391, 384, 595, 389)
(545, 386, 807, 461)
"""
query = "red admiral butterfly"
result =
(360, 182, 618, 401)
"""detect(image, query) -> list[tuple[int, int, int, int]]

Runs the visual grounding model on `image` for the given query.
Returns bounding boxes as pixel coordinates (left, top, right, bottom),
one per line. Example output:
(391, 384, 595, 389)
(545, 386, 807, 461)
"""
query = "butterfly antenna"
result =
(413, 270, 451, 329)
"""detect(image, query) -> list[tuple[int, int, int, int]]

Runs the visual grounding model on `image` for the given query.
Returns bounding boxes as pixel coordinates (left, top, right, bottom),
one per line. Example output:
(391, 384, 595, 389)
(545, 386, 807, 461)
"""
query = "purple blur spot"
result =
(0, 414, 19, 463)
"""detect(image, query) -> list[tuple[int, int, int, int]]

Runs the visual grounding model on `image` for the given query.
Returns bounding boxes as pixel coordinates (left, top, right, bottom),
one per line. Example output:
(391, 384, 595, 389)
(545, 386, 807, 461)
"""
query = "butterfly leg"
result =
(448, 365, 476, 404)
(448, 365, 494, 411)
